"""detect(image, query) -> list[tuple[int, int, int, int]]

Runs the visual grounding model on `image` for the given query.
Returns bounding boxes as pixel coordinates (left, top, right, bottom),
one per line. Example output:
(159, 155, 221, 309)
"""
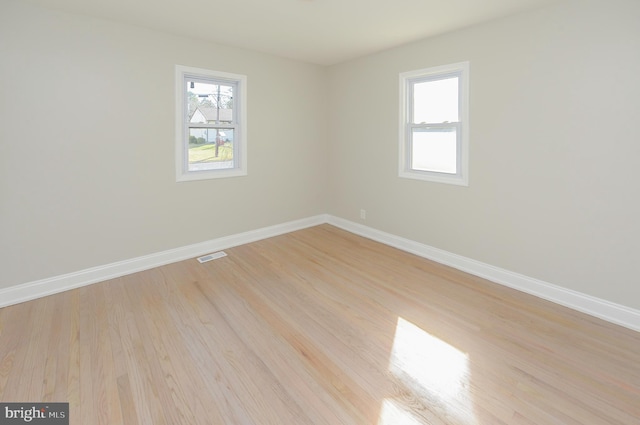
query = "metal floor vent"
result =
(197, 251, 227, 263)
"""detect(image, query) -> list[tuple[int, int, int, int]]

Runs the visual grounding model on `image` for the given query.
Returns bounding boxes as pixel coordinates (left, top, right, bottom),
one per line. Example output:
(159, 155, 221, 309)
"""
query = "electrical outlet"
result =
(360, 209, 366, 220)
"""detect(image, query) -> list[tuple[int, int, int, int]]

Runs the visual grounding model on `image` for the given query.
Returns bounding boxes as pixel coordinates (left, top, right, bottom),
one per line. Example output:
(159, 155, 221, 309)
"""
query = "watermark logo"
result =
(0, 404, 68, 424)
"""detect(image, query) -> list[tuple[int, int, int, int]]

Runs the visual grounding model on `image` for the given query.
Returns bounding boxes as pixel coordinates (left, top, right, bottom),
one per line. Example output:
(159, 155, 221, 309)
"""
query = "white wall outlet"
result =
(360, 209, 366, 220)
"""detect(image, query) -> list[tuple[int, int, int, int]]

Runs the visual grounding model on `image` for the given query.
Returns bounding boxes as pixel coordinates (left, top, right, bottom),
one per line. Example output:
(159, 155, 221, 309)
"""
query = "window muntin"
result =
(175, 66, 247, 181)
(400, 62, 469, 186)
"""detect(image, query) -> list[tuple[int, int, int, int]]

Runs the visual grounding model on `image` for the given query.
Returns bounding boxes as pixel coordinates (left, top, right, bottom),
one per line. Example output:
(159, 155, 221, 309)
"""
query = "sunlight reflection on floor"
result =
(378, 317, 477, 425)
(378, 399, 424, 425)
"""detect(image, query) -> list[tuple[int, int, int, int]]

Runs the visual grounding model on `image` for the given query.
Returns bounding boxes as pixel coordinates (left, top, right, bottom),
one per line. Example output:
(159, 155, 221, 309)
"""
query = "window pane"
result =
(188, 128, 235, 171)
(413, 76, 458, 124)
(411, 128, 457, 174)
(187, 80, 234, 124)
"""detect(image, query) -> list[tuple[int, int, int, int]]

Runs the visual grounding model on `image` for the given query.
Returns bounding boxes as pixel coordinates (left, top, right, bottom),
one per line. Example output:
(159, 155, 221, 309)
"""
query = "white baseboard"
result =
(326, 216, 640, 332)
(0, 215, 327, 309)
(2, 213, 638, 332)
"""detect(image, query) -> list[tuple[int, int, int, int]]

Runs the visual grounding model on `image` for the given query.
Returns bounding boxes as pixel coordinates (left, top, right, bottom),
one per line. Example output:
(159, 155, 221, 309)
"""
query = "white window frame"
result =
(175, 65, 247, 182)
(399, 61, 469, 186)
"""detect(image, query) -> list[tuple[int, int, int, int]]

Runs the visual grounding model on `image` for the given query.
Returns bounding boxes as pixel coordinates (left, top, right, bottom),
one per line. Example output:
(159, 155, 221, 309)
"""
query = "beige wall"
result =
(0, 1, 328, 288)
(2, 0, 639, 312)
(327, 0, 640, 309)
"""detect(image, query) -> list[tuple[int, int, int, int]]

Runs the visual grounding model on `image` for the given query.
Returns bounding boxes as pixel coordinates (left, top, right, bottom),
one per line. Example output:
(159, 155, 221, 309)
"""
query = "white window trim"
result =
(175, 65, 247, 182)
(399, 61, 469, 186)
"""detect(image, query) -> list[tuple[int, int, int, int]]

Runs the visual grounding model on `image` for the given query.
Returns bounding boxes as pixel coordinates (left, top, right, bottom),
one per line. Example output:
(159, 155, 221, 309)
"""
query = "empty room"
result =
(1, 0, 639, 423)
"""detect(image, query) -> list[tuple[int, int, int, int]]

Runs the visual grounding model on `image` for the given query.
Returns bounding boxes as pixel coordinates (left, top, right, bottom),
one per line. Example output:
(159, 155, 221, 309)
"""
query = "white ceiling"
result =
(24, 0, 558, 65)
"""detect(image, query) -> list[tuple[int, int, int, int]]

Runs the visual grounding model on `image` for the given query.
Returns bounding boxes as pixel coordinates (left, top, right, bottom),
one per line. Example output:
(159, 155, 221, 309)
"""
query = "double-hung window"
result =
(399, 62, 469, 186)
(175, 65, 247, 182)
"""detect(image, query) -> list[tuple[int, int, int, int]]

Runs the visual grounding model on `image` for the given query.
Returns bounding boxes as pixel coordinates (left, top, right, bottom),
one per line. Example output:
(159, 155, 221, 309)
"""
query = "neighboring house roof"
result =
(190, 106, 233, 123)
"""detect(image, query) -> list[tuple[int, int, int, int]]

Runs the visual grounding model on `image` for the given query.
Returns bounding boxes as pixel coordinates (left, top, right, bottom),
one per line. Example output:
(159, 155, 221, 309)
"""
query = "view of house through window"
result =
(187, 80, 235, 171)
(175, 65, 247, 182)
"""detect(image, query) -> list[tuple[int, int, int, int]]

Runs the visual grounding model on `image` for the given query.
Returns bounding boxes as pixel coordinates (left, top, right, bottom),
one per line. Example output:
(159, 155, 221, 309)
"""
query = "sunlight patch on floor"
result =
(378, 398, 424, 425)
(378, 317, 476, 425)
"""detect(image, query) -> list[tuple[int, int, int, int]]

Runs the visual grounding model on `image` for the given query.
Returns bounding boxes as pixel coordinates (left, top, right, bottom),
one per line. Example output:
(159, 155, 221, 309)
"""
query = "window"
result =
(399, 62, 469, 186)
(175, 65, 247, 181)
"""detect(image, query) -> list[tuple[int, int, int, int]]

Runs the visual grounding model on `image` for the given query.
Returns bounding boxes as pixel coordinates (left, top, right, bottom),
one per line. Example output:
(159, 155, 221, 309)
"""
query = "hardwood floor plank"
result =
(78, 285, 96, 424)
(116, 375, 140, 425)
(65, 290, 81, 419)
(0, 224, 638, 424)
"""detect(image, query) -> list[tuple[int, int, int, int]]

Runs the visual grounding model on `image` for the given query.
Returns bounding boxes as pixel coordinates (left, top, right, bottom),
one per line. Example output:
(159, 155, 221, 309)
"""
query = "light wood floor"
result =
(1, 224, 638, 424)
